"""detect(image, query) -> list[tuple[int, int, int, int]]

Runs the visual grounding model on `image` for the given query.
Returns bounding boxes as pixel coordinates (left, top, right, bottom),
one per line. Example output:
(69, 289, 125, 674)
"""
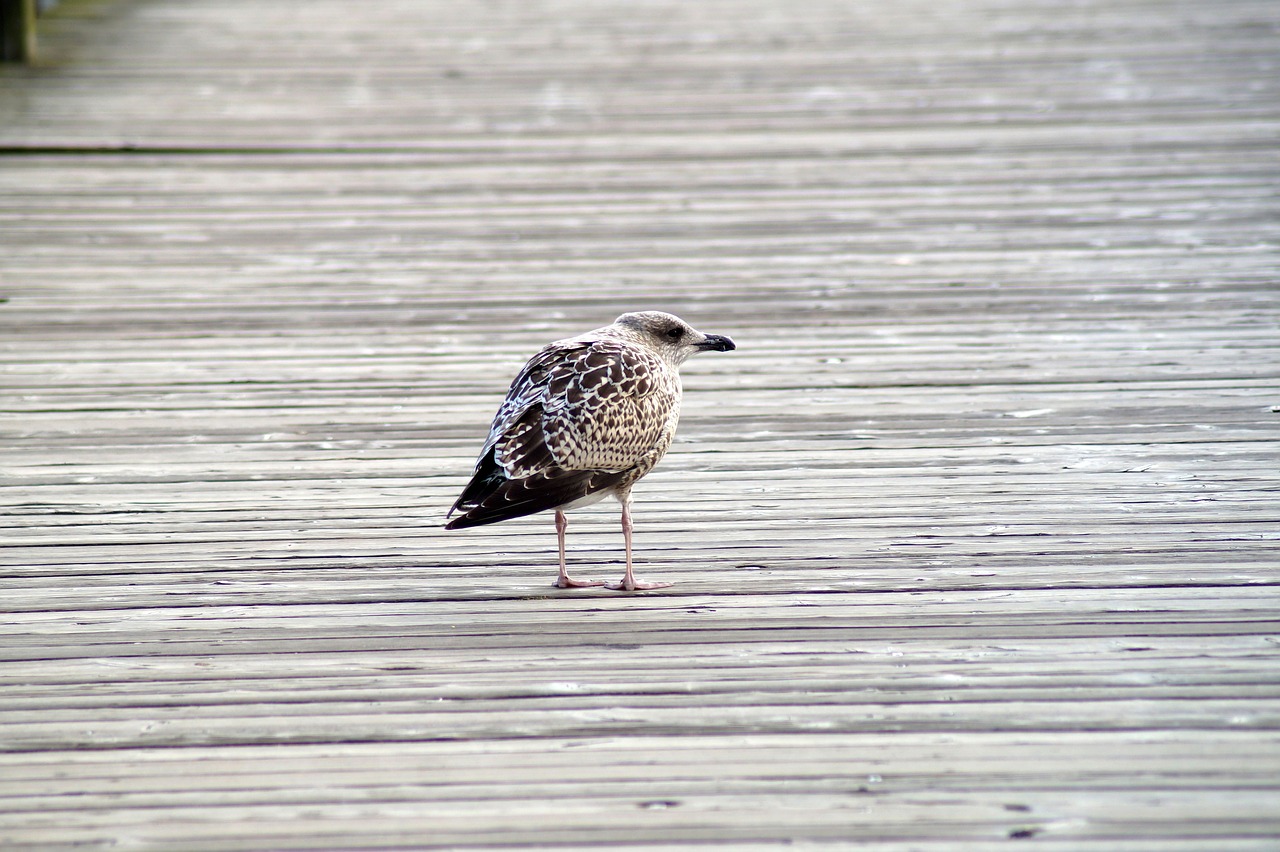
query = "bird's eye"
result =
(666, 326, 684, 340)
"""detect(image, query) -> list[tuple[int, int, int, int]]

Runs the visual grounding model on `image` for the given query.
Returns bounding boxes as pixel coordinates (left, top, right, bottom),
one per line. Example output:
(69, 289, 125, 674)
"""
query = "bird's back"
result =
(446, 336, 680, 528)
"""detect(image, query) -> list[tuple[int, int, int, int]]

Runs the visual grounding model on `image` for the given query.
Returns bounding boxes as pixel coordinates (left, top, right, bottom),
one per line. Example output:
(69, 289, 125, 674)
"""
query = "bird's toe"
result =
(605, 578, 674, 591)
(554, 576, 606, 588)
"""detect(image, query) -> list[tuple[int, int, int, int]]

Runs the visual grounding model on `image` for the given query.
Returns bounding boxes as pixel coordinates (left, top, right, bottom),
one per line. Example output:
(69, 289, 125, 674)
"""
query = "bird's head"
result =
(611, 311, 736, 366)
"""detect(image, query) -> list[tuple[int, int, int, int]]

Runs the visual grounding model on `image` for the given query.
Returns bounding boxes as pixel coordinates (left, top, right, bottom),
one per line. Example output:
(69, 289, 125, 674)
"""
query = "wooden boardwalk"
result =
(2, 0, 1279, 848)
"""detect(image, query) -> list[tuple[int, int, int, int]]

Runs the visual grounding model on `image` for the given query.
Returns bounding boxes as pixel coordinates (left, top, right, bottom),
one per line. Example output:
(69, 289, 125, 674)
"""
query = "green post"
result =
(0, 0, 37, 63)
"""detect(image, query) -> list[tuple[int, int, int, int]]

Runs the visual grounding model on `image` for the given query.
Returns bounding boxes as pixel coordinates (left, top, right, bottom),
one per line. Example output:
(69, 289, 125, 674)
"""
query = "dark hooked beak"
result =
(698, 334, 736, 352)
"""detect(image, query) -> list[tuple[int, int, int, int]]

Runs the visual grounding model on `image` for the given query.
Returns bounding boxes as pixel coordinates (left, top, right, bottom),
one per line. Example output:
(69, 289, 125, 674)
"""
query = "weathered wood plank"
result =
(2, 0, 1279, 848)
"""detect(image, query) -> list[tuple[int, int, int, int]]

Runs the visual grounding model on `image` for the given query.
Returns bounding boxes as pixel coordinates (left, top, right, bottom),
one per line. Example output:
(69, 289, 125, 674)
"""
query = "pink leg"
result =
(606, 494, 672, 591)
(552, 509, 603, 588)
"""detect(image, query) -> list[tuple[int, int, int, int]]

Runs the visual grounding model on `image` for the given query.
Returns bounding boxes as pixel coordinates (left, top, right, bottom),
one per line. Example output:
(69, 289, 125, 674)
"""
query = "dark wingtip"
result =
(444, 510, 490, 530)
(444, 505, 488, 529)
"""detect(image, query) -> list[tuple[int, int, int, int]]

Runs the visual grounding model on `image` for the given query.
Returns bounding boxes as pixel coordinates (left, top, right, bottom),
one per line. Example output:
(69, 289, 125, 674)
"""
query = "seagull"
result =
(445, 311, 736, 591)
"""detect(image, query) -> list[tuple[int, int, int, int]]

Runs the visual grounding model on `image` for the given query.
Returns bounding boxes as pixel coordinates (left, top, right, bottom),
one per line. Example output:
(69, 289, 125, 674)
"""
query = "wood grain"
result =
(1, 0, 1279, 848)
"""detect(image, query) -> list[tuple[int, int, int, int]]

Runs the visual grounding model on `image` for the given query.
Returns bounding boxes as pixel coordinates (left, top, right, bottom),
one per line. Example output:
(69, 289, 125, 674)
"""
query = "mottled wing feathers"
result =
(476, 340, 576, 459)
(446, 339, 678, 529)
(444, 442, 629, 529)
(538, 342, 675, 470)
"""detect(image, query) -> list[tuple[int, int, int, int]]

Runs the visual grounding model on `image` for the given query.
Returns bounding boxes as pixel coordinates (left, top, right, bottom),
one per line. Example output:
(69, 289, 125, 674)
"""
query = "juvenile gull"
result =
(445, 311, 736, 591)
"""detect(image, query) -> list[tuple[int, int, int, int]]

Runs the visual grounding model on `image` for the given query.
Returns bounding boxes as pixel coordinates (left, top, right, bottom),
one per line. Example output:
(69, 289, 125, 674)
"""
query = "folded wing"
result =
(445, 340, 676, 529)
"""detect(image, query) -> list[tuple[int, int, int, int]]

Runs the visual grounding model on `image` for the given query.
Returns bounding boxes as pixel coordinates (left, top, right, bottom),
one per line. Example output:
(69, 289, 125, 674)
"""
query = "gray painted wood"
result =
(1, 0, 1279, 848)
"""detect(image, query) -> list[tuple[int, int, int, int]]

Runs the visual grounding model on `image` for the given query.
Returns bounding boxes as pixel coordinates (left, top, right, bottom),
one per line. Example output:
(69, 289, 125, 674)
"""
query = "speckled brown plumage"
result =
(446, 311, 735, 591)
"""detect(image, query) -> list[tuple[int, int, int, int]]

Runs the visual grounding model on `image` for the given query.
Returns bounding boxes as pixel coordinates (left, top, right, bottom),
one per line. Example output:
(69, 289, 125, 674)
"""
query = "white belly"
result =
(558, 489, 616, 511)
